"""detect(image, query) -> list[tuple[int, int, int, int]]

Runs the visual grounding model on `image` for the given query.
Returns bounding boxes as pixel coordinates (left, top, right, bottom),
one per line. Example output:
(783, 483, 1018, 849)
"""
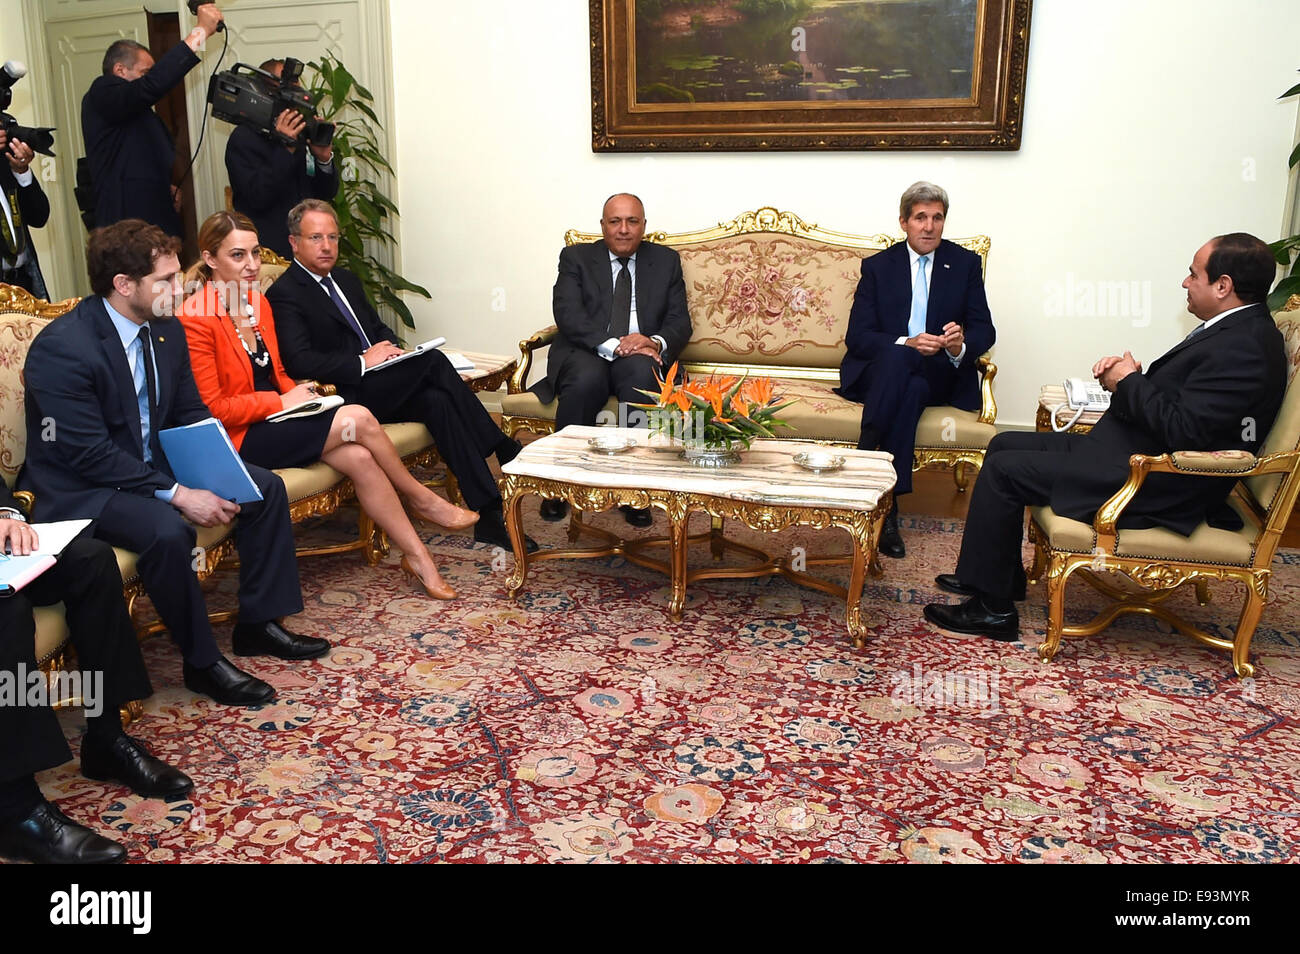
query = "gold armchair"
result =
(1028, 304, 1300, 676)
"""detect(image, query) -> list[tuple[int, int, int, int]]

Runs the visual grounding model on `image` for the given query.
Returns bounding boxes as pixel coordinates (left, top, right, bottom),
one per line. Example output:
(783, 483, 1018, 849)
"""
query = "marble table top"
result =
(454, 350, 515, 388)
(503, 426, 896, 511)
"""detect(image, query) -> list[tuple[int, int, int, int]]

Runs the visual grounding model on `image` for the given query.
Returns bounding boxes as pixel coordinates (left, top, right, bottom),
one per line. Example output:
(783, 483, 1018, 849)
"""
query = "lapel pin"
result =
(943, 264, 950, 269)
(157, 336, 165, 342)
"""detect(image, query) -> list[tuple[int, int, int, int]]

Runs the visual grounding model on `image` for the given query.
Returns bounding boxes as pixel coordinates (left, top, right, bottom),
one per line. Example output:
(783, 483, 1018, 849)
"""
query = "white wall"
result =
(389, 0, 1300, 428)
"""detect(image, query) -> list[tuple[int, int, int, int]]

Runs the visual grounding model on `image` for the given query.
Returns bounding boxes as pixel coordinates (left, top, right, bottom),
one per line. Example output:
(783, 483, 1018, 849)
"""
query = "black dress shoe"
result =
(621, 505, 652, 528)
(183, 657, 276, 706)
(232, 620, 330, 660)
(923, 595, 1020, 641)
(82, 734, 194, 799)
(0, 801, 126, 864)
(539, 499, 568, 522)
(878, 510, 905, 559)
(936, 573, 1027, 601)
(474, 511, 539, 553)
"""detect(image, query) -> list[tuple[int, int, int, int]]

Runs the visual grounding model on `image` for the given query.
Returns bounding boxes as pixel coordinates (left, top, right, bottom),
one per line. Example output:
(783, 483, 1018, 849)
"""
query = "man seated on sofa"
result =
(19, 219, 329, 708)
(837, 181, 996, 559)
(533, 192, 693, 526)
(924, 233, 1286, 641)
(266, 199, 533, 552)
(0, 486, 192, 864)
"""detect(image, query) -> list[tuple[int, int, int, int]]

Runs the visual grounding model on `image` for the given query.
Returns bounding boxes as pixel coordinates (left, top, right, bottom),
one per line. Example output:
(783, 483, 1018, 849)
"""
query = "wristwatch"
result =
(0, 507, 27, 522)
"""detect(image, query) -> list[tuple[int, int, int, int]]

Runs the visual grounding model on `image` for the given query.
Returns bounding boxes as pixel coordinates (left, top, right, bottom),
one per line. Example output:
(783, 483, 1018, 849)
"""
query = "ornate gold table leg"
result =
(503, 481, 529, 599)
(846, 513, 871, 649)
(668, 500, 690, 621)
(710, 514, 725, 562)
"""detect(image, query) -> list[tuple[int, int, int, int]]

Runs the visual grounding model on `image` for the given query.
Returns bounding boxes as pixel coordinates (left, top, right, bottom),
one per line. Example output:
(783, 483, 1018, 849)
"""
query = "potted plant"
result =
(306, 53, 429, 329)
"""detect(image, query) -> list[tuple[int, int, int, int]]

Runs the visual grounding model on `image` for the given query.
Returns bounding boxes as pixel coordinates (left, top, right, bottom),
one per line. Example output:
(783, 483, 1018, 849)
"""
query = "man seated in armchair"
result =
(533, 192, 692, 527)
(0, 487, 192, 864)
(838, 181, 996, 558)
(924, 233, 1286, 641)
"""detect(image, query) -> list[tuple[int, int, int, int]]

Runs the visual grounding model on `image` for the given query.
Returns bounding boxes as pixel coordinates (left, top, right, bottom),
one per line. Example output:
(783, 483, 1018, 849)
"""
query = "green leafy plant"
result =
(1269, 69, 1300, 312)
(306, 52, 428, 328)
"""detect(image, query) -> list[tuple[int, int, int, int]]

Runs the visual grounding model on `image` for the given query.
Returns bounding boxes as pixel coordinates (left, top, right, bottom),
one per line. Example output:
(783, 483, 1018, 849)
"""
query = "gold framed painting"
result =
(591, 0, 1033, 151)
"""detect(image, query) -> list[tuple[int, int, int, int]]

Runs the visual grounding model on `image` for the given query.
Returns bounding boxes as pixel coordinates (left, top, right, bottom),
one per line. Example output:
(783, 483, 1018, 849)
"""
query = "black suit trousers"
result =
(355, 350, 504, 511)
(1, 537, 153, 783)
(953, 430, 1087, 600)
(90, 465, 302, 668)
(856, 346, 959, 496)
(553, 351, 660, 431)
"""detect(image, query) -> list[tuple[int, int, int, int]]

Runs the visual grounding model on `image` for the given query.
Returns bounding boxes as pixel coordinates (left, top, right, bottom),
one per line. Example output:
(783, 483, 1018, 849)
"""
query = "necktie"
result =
(136, 326, 158, 463)
(908, 255, 930, 338)
(320, 275, 371, 348)
(1185, 322, 1207, 341)
(610, 257, 631, 338)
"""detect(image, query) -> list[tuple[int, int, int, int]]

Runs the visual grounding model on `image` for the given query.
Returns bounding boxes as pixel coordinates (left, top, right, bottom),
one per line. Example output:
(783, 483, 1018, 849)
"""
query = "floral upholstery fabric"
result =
(0, 313, 51, 488)
(676, 236, 875, 369)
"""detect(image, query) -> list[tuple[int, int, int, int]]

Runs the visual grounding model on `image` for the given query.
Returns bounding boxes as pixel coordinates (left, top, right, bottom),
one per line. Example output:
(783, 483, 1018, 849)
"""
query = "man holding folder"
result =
(19, 220, 328, 707)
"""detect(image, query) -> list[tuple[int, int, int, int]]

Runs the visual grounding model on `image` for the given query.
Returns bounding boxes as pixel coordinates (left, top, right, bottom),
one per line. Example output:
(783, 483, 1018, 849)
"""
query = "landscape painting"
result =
(634, 0, 979, 105)
(591, 0, 1033, 151)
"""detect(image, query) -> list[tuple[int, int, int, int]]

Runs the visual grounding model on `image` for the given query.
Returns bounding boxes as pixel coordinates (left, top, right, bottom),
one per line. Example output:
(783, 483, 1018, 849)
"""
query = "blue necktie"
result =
(320, 275, 371, 348)
(135, 326, 157, 463)
(908, 255, 930, 338)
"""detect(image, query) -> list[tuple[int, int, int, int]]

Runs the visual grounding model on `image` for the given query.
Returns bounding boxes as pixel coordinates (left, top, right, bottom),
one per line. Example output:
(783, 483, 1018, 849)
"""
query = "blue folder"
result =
(158, 418, 263, 504)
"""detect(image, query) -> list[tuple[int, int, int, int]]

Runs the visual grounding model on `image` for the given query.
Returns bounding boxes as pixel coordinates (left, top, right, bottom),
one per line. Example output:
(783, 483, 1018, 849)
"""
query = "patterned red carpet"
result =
(29, 505, 1300, 863)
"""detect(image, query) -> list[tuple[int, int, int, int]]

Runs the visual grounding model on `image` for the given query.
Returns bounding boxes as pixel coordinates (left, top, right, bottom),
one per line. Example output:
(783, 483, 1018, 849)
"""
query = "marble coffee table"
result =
(500, 426, 896, 647)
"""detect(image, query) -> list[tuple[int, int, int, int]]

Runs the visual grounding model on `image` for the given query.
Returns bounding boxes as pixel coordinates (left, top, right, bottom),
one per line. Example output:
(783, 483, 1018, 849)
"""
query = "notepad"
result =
(0, 519, 93, 597)
(361, 337, 447, 375)
(266, 393, 344, 423)
(158, 418, 263, 504)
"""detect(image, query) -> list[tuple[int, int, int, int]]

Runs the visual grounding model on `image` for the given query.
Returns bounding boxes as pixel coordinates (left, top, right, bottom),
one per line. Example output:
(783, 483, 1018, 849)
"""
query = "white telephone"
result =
(1052, 378, 1111, 432)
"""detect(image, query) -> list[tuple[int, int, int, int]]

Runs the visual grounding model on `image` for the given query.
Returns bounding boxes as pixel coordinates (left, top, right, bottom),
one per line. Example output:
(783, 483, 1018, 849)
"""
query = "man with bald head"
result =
(535, 193, 692, 525)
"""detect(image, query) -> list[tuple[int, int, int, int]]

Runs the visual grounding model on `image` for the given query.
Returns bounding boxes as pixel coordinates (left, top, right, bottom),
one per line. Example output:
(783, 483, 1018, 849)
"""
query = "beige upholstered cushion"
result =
(277, 461, 346, 504)
(676, 236, 872, 369)
(1245, 309, 1300, 509)
(33, 604, 69, 666)
(382, 421, 436, 457)
(1031, 495, 1258, 566)
(0, 313, 52, 488)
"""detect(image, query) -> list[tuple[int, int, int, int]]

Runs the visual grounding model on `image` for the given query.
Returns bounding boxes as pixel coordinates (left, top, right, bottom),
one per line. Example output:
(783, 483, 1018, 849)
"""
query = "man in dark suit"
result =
(20, 219, 329, 706)
(838, 181, 996, 558)
(0, 487, 193, 864)
(925, 233, 1287, 640)
(0, 123, 50, 297)
(265, 200, 531, 551)
(225, 58, 340, 260)
(535, 192, 692, 525)
(80, 4, 223, 232)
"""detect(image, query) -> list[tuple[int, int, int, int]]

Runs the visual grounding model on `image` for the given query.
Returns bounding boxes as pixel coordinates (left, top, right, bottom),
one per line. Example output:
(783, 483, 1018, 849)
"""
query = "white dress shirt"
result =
(896, 244, 965, 366)
(596, 250, 667, 361)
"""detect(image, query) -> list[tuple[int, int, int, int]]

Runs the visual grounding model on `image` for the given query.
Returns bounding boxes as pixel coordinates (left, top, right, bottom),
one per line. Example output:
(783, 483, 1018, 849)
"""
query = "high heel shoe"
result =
(411, 500, 480, 532)
(400, 556, 457, 600)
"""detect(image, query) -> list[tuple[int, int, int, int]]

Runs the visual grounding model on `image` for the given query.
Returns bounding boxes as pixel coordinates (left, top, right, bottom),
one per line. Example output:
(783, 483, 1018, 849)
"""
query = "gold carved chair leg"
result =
(953, 461, 970, 491)
(1194, 578, 1212, 606)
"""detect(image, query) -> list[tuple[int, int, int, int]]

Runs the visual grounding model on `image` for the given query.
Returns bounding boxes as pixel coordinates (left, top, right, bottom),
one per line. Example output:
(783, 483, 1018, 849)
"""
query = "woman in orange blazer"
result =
(180, 211, 474, 600)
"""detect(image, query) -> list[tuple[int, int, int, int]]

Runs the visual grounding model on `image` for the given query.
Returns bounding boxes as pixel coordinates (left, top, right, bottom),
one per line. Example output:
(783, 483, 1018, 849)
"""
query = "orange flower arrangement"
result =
(636, 362, 795, 450)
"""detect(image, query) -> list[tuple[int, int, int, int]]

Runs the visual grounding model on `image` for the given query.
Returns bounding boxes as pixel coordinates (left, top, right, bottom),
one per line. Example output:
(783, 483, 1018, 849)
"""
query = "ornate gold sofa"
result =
(1028, 298, 1300, 676)
(500, 207, 998, 489)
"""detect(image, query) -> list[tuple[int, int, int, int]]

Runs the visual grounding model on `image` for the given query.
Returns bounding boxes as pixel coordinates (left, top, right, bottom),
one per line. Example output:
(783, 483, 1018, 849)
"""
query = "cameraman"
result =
(225, 59, 338, 259)
(0, 126, 48, 297)
(80, 3, 224, 234)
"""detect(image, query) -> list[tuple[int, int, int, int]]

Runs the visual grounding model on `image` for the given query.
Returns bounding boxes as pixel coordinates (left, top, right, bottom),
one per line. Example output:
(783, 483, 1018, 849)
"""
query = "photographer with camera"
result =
(0, 116, 49, 298)
(225, 59, 338, 259)
(80, 2, 224, 234)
